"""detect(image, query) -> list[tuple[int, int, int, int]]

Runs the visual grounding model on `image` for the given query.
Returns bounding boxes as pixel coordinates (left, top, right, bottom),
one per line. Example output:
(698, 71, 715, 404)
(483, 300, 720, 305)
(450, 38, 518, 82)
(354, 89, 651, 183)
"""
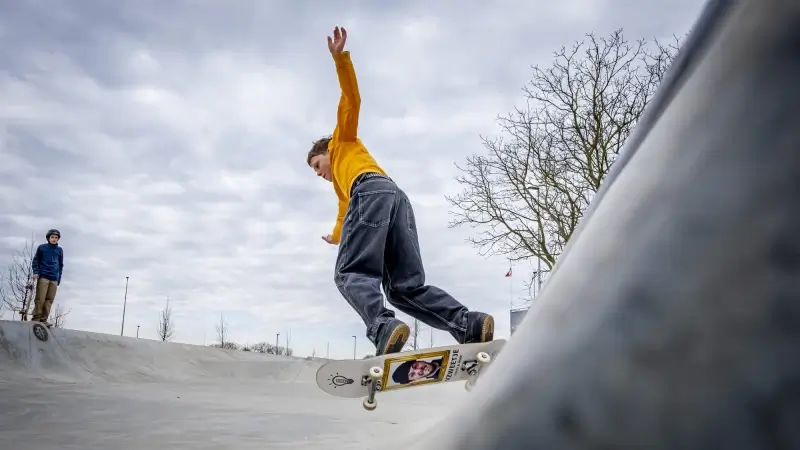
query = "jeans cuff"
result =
(366, 317, 390, 344)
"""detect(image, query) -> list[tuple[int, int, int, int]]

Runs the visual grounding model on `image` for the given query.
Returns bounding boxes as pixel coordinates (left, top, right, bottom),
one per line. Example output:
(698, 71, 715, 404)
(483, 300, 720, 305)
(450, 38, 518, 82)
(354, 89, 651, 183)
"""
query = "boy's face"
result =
(309, 154, 332, 182)
(48, 235, 59, 244)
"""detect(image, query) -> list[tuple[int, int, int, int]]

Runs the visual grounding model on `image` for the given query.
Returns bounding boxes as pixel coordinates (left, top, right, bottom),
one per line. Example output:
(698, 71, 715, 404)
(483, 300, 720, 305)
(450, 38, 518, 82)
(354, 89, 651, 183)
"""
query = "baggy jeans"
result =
(32, 277, 58, 322)
(334, 174, 469, 346)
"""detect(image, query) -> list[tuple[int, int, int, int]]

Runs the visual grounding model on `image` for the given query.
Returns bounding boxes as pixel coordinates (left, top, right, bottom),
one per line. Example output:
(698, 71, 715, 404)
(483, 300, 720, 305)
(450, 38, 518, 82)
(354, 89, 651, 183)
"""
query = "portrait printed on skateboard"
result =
(381, 349, 451, 391)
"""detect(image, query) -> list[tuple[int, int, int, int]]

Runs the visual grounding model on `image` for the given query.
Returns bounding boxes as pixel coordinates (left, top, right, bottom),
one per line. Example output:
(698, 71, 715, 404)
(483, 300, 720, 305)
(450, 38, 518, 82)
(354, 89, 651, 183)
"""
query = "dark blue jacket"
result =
(32, 243, 64, 284)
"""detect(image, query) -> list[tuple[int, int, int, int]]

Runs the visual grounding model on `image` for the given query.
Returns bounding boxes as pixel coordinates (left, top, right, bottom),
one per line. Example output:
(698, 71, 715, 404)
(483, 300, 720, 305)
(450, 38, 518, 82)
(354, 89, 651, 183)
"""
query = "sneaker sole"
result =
(380, 323, 410, 355)
(482, 315, 495, 342)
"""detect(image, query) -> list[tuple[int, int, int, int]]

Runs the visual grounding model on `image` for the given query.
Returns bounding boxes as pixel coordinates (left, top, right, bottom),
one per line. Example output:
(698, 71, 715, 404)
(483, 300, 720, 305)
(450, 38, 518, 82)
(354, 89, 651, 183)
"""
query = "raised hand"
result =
(327, 26, 347, 55)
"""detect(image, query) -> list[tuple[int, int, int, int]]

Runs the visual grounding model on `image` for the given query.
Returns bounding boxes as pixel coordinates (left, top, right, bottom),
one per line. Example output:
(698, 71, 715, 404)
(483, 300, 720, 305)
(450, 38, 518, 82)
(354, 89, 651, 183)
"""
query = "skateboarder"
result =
(306, 26, 494, 356)
(30, 228, 64, 324)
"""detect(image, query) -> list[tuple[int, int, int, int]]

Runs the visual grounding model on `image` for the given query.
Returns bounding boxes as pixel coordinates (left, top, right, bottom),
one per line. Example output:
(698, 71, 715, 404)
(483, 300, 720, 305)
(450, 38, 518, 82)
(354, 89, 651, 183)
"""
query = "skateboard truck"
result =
(462, 351, 492, 391)
(361, 366, 384, 411)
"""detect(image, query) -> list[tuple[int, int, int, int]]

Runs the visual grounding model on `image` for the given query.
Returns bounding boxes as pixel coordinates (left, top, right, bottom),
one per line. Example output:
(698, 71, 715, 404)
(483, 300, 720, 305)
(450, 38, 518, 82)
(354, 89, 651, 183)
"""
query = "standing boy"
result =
(306, 27, 494, 356)
(31, 228, 64, 324)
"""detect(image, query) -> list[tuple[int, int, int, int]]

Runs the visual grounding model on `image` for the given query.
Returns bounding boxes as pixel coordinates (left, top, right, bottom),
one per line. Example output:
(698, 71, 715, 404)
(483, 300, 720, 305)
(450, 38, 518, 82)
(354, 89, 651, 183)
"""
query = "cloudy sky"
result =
(0, 0, 705, 358)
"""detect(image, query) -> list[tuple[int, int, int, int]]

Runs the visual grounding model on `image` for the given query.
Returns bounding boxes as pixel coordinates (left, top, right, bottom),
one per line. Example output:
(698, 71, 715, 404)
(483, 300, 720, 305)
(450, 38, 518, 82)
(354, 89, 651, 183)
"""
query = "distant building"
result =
(509, 307, 529, 335)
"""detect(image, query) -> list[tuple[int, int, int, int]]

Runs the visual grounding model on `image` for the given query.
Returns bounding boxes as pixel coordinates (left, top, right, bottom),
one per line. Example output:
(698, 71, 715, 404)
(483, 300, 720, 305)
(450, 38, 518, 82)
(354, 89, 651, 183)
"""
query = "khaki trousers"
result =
(32, 277, 58, 322)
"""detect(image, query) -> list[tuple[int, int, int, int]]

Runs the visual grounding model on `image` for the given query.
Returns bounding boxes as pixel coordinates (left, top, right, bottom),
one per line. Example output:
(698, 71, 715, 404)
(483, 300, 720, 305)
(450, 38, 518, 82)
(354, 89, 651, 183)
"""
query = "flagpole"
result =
(507, 262, 513, 310)
(506, 263, 513, 335)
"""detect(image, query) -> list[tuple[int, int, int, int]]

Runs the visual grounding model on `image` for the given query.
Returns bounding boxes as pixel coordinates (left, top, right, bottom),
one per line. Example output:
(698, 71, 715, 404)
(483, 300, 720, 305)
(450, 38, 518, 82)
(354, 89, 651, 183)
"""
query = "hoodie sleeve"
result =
(31, 245, 42, 275)
(330, 199, 347, 244)
(332, 51, 361, 143)
(57, 248, 64, 284)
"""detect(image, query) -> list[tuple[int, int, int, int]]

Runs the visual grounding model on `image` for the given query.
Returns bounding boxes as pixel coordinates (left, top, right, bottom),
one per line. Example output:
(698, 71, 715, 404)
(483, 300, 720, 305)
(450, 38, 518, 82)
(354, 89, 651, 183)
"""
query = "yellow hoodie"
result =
(327, 51, 387, 244)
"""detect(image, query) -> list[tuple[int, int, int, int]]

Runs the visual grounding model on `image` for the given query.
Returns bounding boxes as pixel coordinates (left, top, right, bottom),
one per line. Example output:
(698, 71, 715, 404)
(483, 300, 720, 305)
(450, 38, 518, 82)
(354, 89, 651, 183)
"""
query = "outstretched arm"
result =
(328, 27, 360, 142)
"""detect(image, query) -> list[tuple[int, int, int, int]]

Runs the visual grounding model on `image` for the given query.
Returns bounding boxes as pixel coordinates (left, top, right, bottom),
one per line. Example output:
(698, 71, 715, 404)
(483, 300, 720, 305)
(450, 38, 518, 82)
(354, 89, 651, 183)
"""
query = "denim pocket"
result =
(357, 189, 395, 227)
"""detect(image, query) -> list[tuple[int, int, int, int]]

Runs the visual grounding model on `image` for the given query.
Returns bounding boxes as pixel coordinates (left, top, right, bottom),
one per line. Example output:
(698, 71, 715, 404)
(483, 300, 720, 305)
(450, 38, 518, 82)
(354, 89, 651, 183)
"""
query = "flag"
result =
(505, 267, 512, 277)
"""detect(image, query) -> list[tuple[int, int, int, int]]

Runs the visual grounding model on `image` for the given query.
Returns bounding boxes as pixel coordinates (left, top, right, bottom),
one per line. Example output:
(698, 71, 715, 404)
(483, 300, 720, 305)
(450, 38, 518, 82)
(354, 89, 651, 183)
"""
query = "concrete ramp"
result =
(415, 0, 800, 449)
(0, 319, 467, 448)
(0, 321, 94, 382)
(0, 320, 322, 384)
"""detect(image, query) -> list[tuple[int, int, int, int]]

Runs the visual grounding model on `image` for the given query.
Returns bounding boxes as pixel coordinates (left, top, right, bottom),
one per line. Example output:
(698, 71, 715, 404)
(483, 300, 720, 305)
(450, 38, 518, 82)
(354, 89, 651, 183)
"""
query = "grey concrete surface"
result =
(0, 320, 462, 449)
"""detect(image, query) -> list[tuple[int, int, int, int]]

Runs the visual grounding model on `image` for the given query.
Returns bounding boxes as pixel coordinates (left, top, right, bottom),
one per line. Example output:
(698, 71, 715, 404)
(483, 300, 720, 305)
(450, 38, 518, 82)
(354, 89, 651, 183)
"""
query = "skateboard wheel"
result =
(465, 380, 474, 392)
(477, 351, 491, 364)
(362, 397, 377, 411)
(368, 366, 383, 380)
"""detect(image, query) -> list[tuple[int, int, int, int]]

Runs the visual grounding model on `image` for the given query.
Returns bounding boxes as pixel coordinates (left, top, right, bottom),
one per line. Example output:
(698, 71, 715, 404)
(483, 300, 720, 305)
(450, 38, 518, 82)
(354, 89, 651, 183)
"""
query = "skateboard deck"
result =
(316, 339, 506, 410)
(19, 280, 35, 321)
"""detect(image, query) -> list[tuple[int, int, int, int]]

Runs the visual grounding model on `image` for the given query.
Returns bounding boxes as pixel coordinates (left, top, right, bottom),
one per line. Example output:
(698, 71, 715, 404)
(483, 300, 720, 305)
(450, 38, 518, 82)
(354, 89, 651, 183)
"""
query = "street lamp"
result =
(120, 276, 129, 336)
(352, 335, 357, 359)
(276, 332, 280, 353)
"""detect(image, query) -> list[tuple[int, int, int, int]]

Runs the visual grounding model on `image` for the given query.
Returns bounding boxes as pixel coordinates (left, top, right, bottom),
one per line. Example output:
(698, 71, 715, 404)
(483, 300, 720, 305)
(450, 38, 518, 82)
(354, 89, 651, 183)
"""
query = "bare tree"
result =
(49, 303, 71, 328)
(157, 296, 175, 342)
(250, 342, 270, 353)
(248, 341, 293, 355)
(446, 29, 682, 290)
(221, 342, 241, 350)
(214, 313, 231, 348)
(211, 314, 240, 350)
(0, 237, 37, 319)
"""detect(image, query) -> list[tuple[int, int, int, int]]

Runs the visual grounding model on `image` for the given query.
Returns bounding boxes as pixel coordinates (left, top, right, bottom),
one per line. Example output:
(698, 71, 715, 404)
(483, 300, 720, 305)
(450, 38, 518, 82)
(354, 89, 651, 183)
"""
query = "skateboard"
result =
(19, 280, 35, 321)
(316, 339, 506, 411)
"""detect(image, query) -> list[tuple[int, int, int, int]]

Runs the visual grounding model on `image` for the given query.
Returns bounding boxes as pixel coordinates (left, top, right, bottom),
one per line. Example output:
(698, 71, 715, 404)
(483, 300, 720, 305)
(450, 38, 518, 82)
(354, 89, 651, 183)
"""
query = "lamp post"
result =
(276, 332, 280, 353)
(352, 335, 357, 359)
(136, 325, 140, 338)
(120, 276, 129, 336)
